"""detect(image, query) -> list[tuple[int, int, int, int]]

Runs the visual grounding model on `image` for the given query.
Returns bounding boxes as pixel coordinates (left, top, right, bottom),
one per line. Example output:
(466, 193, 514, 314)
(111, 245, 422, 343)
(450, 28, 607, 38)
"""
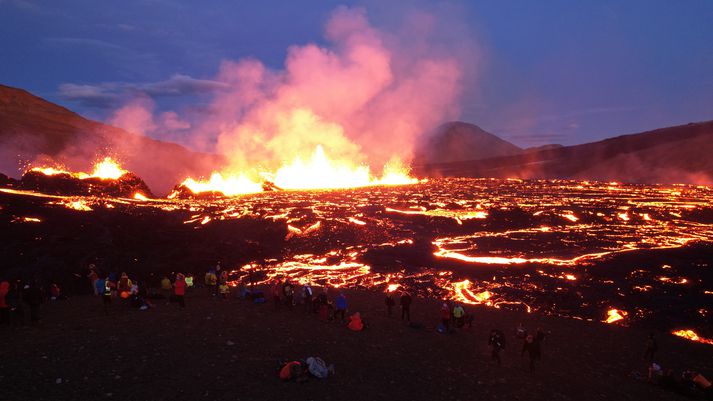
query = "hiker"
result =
(453, 303, 465, 328)
(49, 283, 59, 300)
(219, 281, 230, 300)
(117, 272, 132, 300)
(101, 277, 112, 314)
(107, 272, 118, 298)
(302, 283, 313, 313)
(348, 312, 364, 331)
(6, 281, 24, 326)
(683, 370, 713, 398)
(305, 357, 335, 379)
(439, 303, 451, 333)
(87, 265, 99, 296)
(335, 292, 348, 322)
(400, 291, 412, 321)
(174, 273, 186, 308)
(160, 275, 172, 303)
(521, 333, 541, 371)
(23, 282, 43, 323)
(271, 279, 282, 310)
(94, 276, 106, 299)
(283, 279, 294, 309)
(205, 269, 218, 297)
(385, 292, 395, 317)
(643, 332, 658, 362)
(0, 281, 9, 325)
(489, 329, 506, 365)
(219, 270, 228, 287)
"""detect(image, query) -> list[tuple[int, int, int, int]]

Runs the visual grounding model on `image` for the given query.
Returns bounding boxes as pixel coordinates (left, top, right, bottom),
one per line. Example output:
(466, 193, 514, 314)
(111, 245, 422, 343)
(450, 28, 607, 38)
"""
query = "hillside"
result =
(416, 121, 522, 164)
(0, 84, 221, 194)
(417, 121, 713, 185)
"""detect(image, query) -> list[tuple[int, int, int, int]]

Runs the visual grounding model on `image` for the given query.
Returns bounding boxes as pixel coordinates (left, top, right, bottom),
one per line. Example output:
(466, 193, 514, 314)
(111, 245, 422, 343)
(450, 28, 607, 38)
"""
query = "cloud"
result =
(58, 74, 229, 108)
(141, 74, 230, 96)
(57, 83, 124, 108)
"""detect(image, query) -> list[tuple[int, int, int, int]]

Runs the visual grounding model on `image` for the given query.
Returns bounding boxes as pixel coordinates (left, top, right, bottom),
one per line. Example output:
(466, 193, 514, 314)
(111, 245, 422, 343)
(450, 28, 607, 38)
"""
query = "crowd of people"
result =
(2, 262, 711, 397)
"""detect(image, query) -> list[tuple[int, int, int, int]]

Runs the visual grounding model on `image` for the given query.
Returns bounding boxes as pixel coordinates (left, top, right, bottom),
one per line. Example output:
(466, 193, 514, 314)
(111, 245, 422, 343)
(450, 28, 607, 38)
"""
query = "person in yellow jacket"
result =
(219, 282, 230, 299)
(205, 270, 218, 297)
(453, 304, 465, 328)
(160, 275, 172, 304)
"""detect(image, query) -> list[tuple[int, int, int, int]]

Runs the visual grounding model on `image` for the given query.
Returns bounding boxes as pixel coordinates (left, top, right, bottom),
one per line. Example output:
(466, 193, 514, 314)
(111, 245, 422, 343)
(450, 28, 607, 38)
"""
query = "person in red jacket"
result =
(174, 273, 186, 308)
(0, 281, 9, 325)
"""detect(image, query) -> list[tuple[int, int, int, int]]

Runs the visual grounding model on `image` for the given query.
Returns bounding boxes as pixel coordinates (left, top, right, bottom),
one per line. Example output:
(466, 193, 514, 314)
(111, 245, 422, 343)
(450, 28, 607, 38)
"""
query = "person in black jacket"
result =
(489, 329, 506, 365)
(522, 333, 542, 371)
(23, 282, 43, 323)
(400, 291, 412, 321)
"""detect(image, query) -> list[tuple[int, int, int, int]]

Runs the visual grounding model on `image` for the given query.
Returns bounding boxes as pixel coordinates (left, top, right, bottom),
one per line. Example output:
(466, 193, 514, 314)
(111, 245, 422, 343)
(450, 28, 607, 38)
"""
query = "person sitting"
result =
(683, 370, 713, 399)
(49, 283, 62, 300)
(279, 360, 307, 382)
(347, 312, 364, 331)
(305, 357, 335, 379)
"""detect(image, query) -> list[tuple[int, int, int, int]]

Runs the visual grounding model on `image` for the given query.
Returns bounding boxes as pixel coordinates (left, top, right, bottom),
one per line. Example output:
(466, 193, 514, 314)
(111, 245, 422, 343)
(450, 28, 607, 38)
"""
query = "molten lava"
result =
(671, 329, 713, 345)
(30, 157, 127, 180)
(605, 308, 627, 324)
(177, 145, 418, 197)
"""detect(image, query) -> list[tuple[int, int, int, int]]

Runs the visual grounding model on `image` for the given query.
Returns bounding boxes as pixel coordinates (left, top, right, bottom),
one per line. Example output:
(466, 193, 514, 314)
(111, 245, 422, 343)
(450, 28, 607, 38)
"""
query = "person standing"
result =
(87, 265, 99, 296)
(302, 283, 313, 314)
(335, 292, 348, 322)
(174, 273, 187, 308)
(0, 281, 9, 325)
(521, 333, 541, 371)
(100, 277, 112, 315)
(400, 291, 412, 321)
(205, 270, 217, 297)
(283, 280, 294, 309)
(453, 304, 465, 328)
(271, 279, 282, 310)
(439, 303, 451, 333)
(643, 332, 658, 362)
(489, 329, 506, 365)
(160, 275, 172, 304)
(385, 292, 395, 317)
(23, 282, 43, 323)
(6, 281, 24, 326)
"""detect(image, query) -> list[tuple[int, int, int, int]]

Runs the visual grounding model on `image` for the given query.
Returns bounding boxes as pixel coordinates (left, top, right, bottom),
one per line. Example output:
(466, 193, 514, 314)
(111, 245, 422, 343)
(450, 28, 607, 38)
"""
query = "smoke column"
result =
(112, 6, 475, 179)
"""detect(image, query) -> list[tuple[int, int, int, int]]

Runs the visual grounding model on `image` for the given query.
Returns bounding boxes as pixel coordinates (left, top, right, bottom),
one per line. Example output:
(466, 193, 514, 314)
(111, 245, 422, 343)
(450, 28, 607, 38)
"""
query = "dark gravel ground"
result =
(1, 288, 711, 401)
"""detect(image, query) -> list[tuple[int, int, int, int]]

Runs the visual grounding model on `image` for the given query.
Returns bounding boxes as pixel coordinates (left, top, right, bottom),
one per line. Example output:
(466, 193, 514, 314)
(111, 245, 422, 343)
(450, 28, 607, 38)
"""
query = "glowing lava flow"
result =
(604, 308, 627, 323)
(178, 145, 418, 196)
(178, 173, 264, 197)
(672, 329, 713, 345)
(30, 157, 127, 180)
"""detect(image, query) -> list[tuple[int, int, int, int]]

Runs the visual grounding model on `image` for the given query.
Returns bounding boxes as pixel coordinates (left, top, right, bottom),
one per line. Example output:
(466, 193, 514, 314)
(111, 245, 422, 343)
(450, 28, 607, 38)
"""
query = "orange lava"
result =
(177, 145, 418, 196)
(671, 329, 713, 345)
(30, 157, 127, 180)
(604, 308, 627, 323)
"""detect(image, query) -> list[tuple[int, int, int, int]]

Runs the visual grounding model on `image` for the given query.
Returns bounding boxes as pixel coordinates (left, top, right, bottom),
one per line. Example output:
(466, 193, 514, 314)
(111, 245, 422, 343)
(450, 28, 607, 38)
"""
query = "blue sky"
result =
(1, 0, 712, 148)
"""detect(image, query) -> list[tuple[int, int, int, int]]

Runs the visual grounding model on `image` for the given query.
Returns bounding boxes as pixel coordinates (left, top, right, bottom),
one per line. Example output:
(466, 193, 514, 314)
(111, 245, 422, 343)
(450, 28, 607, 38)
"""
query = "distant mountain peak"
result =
(416, 121, 522, 164)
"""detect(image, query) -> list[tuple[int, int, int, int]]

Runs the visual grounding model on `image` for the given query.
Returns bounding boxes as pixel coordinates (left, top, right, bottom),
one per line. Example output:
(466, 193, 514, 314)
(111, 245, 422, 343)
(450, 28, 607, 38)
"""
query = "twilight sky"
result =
(1, 0, 712, 148)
